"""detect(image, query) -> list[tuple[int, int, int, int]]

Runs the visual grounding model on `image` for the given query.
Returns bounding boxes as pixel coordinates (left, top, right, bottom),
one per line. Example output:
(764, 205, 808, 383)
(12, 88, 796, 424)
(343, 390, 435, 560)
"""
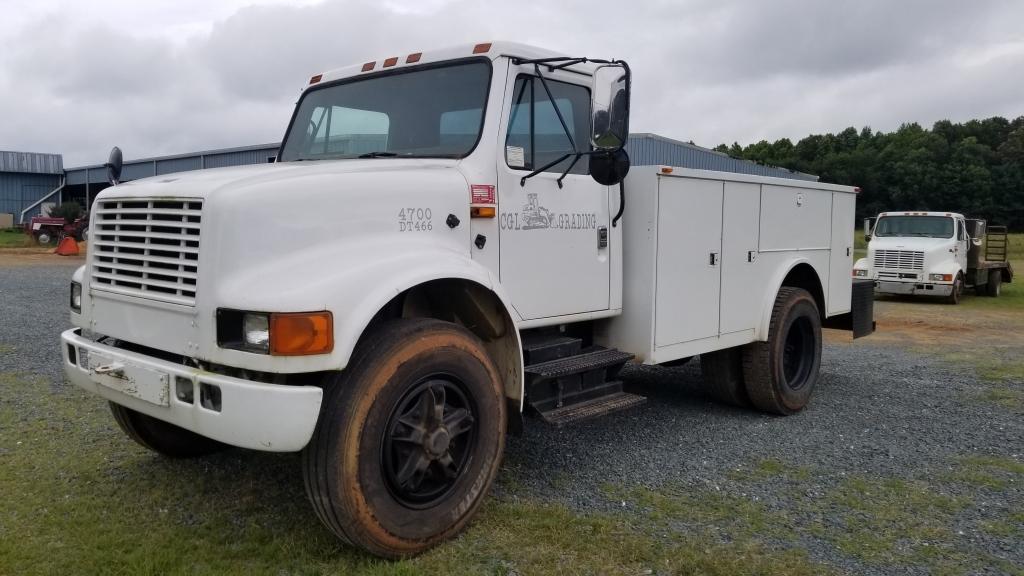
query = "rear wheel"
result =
(302, 318, 505, 558)
(742, 287, 822, 415)
(986, 269, 1002, 297)
(700, 348, 749, 407)
(109, 403, 225, 458)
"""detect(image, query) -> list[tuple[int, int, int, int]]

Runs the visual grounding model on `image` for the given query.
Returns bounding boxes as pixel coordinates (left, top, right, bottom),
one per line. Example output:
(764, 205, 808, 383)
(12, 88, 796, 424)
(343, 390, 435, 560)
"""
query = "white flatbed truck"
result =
(855, 211, 1014, 303)
(61, 41, 874, 558)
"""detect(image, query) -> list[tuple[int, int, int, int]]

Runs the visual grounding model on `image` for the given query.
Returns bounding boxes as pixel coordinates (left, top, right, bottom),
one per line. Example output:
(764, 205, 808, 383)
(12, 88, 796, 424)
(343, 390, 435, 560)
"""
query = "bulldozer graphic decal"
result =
(499, 193, 598, 232)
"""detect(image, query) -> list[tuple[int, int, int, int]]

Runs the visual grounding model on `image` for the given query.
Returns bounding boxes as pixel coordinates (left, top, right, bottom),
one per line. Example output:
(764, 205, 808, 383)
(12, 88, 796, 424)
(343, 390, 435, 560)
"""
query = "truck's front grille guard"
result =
(91, 199, 202, 306)
(873, 250, 924, 271)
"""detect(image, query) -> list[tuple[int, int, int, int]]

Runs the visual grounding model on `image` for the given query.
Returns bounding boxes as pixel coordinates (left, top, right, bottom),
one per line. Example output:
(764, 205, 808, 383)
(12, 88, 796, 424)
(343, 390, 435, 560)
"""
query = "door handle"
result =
(597, 226, 608, 249)
(747, 250, 757, 263)
(709, 252, 719, 266)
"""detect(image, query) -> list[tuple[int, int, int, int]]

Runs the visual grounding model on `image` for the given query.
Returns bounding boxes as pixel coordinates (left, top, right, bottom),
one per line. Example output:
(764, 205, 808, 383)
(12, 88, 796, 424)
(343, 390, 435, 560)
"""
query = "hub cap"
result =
(382, 376, 477, 509)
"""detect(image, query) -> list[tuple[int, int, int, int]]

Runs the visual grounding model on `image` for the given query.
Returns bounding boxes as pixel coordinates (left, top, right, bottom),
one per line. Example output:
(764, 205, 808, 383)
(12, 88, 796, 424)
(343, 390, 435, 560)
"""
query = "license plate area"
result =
(88, 352, 171, 407)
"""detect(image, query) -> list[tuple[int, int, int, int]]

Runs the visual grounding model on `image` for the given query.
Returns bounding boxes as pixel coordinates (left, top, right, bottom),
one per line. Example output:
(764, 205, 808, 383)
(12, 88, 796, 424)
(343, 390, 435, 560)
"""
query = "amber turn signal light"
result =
(270, 312, 333, 356)
(470, 206, 496, 218)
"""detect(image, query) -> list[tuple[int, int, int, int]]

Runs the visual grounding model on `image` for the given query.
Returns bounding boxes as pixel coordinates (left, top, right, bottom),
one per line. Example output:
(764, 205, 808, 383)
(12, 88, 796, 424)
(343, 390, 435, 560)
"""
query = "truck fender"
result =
(329, 252, 525, 412)
(756, 257, 826, 341)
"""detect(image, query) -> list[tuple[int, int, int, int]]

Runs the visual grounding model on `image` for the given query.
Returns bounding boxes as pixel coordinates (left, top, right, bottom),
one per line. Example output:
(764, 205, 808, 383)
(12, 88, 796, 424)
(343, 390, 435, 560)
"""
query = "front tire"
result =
(742, 287, 822, 415)
(109, 403, 225, 458)
(303, 318, 506, 558)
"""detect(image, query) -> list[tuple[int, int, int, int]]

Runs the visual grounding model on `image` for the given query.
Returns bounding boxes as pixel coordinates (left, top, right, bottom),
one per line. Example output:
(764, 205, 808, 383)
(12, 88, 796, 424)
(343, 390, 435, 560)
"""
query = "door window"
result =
(957, 220, 966, 240)
(504, 75, 590, 175)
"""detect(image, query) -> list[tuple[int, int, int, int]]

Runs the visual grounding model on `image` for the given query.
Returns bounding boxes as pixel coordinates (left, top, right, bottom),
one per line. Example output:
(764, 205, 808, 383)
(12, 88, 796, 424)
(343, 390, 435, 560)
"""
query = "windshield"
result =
(873, 216, 954, 238)
(279, 60, 491, 162)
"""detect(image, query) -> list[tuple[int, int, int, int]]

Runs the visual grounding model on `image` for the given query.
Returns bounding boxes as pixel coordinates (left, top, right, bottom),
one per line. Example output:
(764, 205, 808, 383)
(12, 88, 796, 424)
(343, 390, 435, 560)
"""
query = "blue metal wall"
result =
(0, 173, 63, 220)
(625, 133, 818, 181)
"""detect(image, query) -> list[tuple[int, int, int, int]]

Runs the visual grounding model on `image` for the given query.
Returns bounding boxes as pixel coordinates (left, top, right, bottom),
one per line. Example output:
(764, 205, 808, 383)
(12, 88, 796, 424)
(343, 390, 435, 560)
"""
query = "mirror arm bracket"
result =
(533, 63, 578, 153)
(520, 153, 573, 187)
(556, 153, 583, 188)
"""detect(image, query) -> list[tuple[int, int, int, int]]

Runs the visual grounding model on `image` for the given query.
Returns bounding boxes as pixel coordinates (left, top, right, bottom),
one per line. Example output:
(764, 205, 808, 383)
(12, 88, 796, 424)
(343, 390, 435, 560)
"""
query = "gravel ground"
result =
(2, 263, 1022, 574)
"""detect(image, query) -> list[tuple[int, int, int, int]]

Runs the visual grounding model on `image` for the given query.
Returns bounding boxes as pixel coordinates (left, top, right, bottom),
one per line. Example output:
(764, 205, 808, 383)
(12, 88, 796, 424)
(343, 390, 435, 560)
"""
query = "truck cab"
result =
(854, 211, 1013, 303)
(61, 41, 871, 558)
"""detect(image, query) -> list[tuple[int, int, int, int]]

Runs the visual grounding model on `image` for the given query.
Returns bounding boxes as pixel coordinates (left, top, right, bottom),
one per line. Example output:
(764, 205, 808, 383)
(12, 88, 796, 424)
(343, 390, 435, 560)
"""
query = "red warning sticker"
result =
(471, 184, 496, 205)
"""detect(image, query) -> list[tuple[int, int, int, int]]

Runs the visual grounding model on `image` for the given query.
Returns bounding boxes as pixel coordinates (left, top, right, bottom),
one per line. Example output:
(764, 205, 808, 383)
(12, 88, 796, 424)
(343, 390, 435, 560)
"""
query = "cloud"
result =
(0, 0, 1021, 166)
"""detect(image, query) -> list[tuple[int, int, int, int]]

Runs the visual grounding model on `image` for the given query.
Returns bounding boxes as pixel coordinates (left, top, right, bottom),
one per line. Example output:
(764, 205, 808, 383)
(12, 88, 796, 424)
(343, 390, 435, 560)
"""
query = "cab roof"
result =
(304, 41, 596, 89)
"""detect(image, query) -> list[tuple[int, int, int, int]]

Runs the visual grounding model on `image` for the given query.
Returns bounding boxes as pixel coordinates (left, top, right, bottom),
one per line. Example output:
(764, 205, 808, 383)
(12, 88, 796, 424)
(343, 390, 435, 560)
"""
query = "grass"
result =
(0, 371, 828, 576)
(0, 228, 32, 248)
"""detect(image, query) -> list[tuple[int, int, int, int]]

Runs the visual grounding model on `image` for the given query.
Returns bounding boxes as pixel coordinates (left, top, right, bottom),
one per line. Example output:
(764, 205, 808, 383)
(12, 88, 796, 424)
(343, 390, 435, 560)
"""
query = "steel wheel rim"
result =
(782, 316, 814, 390)
(381, 374, 478, 509)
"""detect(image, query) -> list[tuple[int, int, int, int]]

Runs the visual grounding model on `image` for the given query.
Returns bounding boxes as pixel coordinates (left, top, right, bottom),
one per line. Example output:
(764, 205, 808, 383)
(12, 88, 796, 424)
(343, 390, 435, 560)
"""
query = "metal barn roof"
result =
(625, 134, 818, 181)
(0, 151, 63, 175)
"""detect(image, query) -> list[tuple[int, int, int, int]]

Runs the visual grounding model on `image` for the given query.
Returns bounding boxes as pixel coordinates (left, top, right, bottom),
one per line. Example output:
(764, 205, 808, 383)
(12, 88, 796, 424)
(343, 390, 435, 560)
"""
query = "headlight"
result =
(217, 309, 333, 356)
(929, 273, 953, 282)
(853, 269, 868, 277)
(70, 282, 82, 312)
(242, 313, 270, 352)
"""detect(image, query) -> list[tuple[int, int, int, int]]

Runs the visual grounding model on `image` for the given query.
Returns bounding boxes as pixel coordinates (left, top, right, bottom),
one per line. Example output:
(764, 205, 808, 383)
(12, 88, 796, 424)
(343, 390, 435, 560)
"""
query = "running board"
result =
(536, 390, 647, 427)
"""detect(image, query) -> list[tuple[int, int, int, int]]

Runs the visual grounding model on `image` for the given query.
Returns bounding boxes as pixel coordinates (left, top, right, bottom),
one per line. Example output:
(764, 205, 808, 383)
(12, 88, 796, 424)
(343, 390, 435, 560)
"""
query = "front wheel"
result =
(302, 318, 506, 558)
(742, 287, 822, 415)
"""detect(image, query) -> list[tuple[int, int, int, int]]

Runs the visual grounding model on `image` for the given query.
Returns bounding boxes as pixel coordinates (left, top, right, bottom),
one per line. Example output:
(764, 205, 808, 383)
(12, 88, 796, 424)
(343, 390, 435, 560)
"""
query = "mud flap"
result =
(822, 279, 876, 339)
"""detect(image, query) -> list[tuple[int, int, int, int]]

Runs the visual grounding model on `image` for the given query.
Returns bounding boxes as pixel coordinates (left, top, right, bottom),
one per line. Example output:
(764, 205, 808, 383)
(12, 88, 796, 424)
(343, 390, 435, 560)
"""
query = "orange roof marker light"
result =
(361, 62, 375, 72)
(660, 166, 674, 174)
(308, 74, 323, 85)
(383, 57, 399, 68)
(406, 52, 422, 63)
(472, 42, 492, 54)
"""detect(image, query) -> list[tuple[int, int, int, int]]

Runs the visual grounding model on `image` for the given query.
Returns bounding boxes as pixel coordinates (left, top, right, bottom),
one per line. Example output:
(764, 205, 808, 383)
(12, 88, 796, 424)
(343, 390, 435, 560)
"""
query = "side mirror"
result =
(864, 235, 871, 242)
(591, 63, 630, 152)
(105, 146, 123, 185)
(590, 148, 630, 186)
(972, 237, 983, 247)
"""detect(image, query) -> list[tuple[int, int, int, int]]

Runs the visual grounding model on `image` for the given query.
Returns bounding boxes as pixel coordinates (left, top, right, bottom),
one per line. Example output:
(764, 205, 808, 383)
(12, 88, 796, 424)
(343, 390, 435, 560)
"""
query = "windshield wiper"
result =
(357, 151, 399, 158)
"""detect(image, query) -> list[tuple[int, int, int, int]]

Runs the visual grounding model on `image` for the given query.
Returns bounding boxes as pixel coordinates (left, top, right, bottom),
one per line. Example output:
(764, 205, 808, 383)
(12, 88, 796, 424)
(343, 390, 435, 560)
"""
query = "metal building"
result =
(62, 143, 281, 211)
(48, 133, 814, 219)
(0, 151, 65, 224)
(626, 133, 818, 181)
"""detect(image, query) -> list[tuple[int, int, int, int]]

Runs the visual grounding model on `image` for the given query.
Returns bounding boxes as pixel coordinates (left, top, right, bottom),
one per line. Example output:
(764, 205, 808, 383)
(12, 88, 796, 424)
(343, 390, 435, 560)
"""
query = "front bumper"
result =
(61, 329, 322, 452)
(874, 280, 953, 297)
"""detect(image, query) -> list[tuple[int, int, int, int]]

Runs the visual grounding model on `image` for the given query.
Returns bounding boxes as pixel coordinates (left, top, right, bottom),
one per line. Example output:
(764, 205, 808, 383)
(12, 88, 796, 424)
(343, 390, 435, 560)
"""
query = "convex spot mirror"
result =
(591, 63, 630, 152)
(105, 146, 123, 185)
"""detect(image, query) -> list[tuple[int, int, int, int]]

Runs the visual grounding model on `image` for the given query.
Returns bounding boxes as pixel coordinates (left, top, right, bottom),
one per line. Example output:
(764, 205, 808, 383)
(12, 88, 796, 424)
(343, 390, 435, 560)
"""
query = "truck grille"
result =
(91, 199, 202, 306)
(873, 250, 924, 271)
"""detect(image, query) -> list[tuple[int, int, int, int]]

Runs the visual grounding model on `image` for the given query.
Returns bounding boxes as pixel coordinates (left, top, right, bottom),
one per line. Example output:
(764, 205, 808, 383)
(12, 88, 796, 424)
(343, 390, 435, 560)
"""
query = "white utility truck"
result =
(61, 42, 874, 558)
(855, 211, 1013, 303)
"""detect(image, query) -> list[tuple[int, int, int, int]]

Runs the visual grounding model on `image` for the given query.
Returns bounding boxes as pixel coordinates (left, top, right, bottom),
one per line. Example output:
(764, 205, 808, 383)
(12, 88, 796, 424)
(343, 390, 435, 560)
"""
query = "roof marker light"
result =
(406, 52, 422, 63)
(660, 166, 673, 174)
(472, 42, 492, 54)
(383, 57, 398, 68)
(308, 74, 323, 85)
(361, 62, 375, 72)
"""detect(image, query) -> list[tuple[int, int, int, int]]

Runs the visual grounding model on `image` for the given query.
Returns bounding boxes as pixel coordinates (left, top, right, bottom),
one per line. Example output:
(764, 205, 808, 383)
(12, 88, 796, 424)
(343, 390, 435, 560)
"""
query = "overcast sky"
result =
(1, 0, 1022, 167)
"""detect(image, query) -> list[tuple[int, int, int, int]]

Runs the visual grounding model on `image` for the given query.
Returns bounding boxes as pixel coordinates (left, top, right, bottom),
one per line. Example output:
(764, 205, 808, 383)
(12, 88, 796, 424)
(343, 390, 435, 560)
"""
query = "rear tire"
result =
(986, 270, 1002, 297)
(700, 348, 749, 407)
(302, 318, 506, 558)
(742, 287, 822, 415)
(109, 403, 225, 458)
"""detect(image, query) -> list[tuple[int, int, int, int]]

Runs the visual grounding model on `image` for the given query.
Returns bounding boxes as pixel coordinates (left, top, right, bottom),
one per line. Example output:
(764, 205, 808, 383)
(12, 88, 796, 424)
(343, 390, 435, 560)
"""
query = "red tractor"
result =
(25, 214, 89, 245)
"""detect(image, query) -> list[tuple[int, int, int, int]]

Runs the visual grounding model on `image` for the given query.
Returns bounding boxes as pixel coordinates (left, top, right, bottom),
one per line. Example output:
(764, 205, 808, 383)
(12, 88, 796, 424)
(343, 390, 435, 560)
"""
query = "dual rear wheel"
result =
(701, 287, 822, 415)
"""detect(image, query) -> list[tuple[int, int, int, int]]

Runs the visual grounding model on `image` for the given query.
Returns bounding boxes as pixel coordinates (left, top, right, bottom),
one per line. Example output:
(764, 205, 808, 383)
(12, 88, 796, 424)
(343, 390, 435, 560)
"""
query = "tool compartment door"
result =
(720, 182, 762, 334)
(654, 176, 723, 347)
(828, 192, 855, 315)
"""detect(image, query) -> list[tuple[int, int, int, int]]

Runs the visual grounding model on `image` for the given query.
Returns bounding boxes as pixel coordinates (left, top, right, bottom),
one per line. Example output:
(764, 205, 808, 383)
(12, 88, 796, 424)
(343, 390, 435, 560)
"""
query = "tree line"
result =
(714, 116, 1024, 230)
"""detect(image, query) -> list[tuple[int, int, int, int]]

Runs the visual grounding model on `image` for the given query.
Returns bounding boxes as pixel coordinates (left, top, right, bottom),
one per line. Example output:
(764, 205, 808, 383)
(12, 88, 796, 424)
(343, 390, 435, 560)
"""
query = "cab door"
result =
(955, 218, 969, 272)
(496, 68, 611, 320)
